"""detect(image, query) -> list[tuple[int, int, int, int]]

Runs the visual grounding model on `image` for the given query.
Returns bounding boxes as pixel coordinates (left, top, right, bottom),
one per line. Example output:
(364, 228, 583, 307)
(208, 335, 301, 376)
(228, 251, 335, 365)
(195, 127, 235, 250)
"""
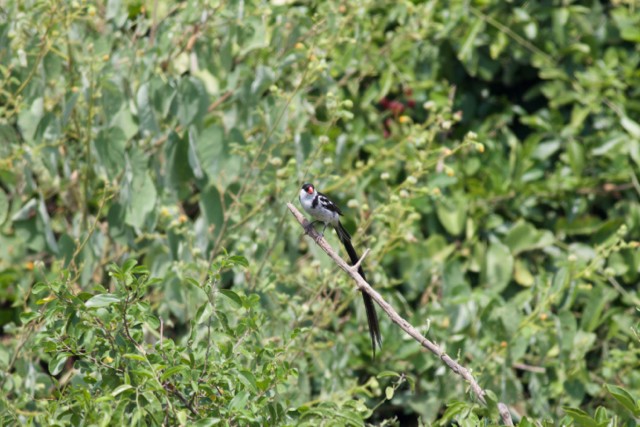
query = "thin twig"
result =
(150, 0, 158, 46)
(164, 383, 199, 416)
(350, 248, 370, 273)
(288, 202, 514, 426)
(512, 362, 546, 374)
(608, 276, 640, 306)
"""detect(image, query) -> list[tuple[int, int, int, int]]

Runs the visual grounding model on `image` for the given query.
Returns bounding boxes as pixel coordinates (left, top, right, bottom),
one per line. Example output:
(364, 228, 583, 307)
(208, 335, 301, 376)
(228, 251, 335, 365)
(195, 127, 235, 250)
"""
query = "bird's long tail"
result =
(335, 221, 382, 357)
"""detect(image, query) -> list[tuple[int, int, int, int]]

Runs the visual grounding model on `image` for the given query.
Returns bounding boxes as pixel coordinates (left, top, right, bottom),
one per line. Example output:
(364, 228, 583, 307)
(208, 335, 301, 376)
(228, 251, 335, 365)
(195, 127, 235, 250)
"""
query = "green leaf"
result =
(517, 416, 535, 427)
(188, 126, 204, 180)
(556, 216, 603, 235)
(613, 11, 640, 42)
(439, 400, 470, 421)
(177, 411, 188, 426)
(17, 97, 43, 143)
(122, 258, 138, 272)
(591, 134, 626, 157)
(58, 233, 76, 267)
(483, 238, 513, 292)
(19, 310, 40, 324)
(136, 82, 160, 134)
(458, 18, 484, 66)
(513, 260, 535, 287)
(196, 303, 213, 323)
(606, 384, 640, 417)
(196, 124, 228, 181)
(111, 108, 138, 140)
(227, 255, 249, 268)
(532, 139, 561, 160)
(176, 77, 208, 127)
(580, 285, 616, 332)
(377, 371, 401, 379)
(238, 17, 269, 56)
(229, 390, 249, 411)
(37, 195, 58, 254)
(0, 189, 8, 225)
(49, 352, 71, 375)
(504, 221, 555, 255)
(61, 92, 79, 127)
(562, 407, 600, 427)
(621, 116, 640, 138)
(219, 289, 242, 308)
(85, 293, 121, 308)
(385, 387, 394, 400)
(558, 310, 577, 354)
(124, 354, 147, 362)
(94, 127, 126, 180)
(567, 138, 585, 176)
(594, 406, 609, 423)
(160, 365, 189, 381)
(200, 185, 224, 240)
(32, 282, 48, 295)
(435, 196, 467, 236)
(379, 71, 393, 100)
(144, 313, 161, 329)
(94, 395, 115, 403)
(124, 172, 157, 229)
(164, 131, 195, 194)
(11, 199, 38, 221)
(185, 277, 201, 288)
(238, 369, 258, 393)
(111, 384, 134, 397)
(250, 65, 275, 98)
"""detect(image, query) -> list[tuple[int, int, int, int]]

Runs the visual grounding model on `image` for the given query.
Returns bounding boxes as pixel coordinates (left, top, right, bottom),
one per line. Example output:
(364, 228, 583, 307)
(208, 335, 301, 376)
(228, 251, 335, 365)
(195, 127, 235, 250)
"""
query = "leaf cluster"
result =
(0, 0, 639, 425)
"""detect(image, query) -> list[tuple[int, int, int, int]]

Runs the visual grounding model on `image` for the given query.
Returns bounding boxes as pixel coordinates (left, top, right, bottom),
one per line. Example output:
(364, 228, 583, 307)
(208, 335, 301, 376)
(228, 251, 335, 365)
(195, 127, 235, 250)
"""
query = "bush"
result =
(1, 0, 639, 425)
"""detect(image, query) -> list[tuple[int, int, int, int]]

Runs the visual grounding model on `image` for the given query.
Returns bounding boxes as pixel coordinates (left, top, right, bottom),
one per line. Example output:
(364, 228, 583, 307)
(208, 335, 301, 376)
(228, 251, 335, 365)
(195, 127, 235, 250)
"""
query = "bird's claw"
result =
(303, 220, 325, 242)
(303, 221, 315, 234)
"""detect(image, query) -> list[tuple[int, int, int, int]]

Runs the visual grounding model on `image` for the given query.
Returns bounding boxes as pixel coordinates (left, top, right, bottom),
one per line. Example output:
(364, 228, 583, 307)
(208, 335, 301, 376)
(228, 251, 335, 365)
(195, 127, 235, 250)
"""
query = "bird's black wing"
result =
(316, 191, 343, 216)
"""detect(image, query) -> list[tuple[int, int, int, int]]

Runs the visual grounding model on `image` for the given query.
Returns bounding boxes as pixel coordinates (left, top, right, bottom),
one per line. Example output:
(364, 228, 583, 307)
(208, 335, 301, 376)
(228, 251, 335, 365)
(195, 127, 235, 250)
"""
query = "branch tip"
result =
(351, 248, 370, 272)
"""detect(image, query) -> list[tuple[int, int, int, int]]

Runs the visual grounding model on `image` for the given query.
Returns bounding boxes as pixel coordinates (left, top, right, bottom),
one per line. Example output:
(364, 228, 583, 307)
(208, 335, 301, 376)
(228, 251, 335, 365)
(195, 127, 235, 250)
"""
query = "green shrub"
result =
(1, 0, 639, 425)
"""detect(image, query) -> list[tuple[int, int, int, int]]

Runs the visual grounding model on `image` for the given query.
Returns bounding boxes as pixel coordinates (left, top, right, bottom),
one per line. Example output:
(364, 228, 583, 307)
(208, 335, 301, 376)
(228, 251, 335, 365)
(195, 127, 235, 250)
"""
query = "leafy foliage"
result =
(1, 0, 639, 425)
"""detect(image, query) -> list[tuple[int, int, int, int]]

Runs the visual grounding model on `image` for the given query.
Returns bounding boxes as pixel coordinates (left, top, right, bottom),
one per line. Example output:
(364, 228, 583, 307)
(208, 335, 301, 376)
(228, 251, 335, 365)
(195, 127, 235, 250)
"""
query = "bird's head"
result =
(300, 183, 316, 200)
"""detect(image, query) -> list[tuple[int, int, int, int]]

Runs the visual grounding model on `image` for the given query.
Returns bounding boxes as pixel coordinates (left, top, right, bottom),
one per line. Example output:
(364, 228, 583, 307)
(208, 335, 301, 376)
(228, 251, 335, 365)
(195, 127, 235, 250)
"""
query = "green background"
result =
(1, 0, 639, 425)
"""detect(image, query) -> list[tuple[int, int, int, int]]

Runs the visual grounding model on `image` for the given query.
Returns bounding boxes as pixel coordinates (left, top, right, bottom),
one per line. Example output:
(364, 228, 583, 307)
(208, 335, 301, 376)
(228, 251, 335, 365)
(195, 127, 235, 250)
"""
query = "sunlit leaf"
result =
(85, 293, 120, 308)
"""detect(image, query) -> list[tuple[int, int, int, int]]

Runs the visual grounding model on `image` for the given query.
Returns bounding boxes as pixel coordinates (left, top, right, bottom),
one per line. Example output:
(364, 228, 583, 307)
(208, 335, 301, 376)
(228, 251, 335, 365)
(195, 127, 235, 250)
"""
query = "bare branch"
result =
(288, 203, 514, 426)
(351, 248, 370, 274)
(498, 403, 513, 425)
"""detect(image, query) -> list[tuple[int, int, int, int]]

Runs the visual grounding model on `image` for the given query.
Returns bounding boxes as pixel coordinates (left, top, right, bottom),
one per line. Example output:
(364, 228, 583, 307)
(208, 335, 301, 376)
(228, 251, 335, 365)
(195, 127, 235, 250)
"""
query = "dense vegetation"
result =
(1, 0, 639, 425)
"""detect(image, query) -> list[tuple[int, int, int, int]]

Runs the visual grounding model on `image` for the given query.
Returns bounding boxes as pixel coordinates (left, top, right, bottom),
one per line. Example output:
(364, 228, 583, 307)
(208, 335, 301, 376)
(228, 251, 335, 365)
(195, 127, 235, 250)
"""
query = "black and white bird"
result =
(298, 182, 382, 356)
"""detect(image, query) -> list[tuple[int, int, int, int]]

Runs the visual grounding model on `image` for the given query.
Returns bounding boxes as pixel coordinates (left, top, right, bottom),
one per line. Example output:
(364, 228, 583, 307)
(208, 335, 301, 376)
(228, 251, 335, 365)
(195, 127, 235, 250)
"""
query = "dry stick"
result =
(287, 203, 514, 426)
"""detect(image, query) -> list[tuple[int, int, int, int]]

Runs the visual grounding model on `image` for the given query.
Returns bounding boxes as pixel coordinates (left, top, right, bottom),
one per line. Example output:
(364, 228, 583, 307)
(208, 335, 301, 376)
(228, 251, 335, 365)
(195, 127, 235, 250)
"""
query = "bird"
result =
(298, 182, 382, 356)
